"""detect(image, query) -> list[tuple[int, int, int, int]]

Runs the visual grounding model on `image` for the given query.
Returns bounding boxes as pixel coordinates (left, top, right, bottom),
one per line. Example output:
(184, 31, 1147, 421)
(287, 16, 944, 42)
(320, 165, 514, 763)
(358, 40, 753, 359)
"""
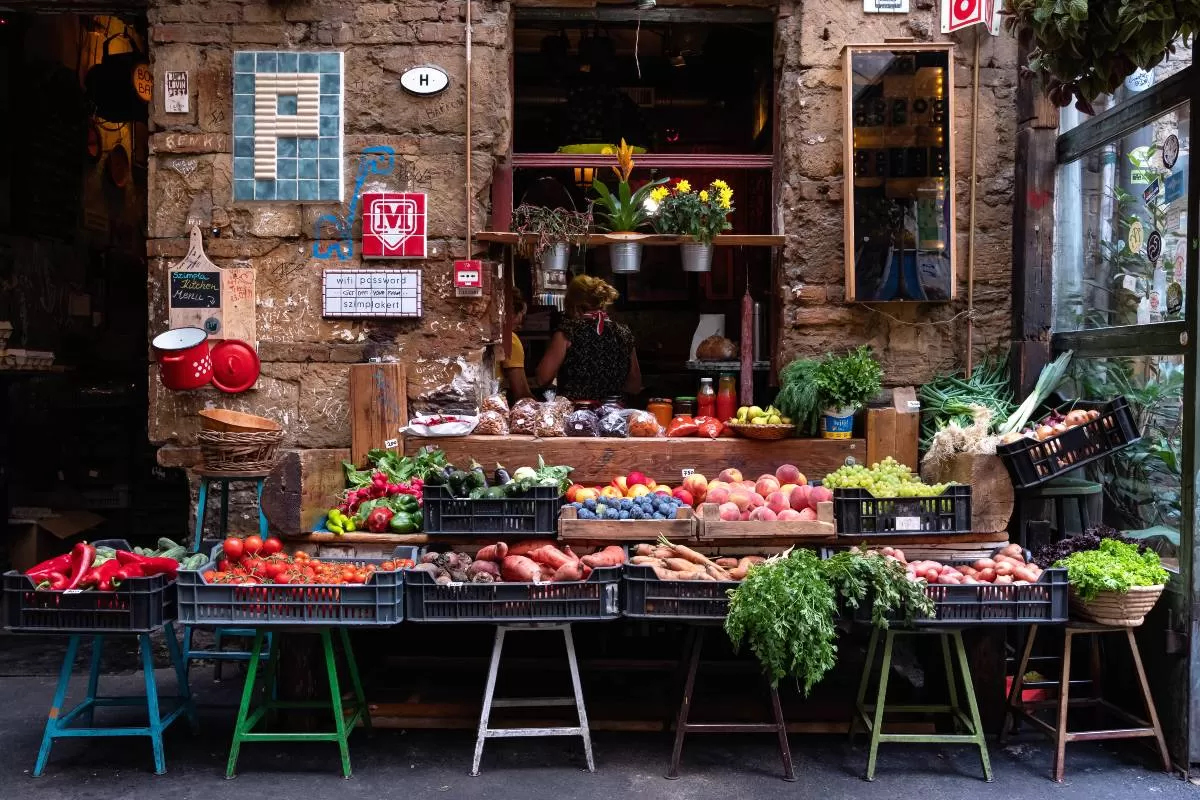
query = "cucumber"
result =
(157, 537, 181, 553)
(161, 546, 187, 562)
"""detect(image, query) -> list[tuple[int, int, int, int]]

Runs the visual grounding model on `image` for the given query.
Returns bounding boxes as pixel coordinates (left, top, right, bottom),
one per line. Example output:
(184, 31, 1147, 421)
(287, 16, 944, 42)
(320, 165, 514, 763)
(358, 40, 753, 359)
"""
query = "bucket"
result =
(610, 240, 642, 274)
(538, 241, 570, 272)
(820, 406, 857, 439)
(680, 241, 713, 273)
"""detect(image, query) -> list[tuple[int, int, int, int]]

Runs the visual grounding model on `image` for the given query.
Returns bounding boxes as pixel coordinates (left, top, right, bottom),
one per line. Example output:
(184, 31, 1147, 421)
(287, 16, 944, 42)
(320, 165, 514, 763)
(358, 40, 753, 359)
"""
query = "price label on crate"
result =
(680, 468, 695, 478)
(63, 589, 83, 595)
(894, 516, 922, 531)
(384, 438, 399, 449)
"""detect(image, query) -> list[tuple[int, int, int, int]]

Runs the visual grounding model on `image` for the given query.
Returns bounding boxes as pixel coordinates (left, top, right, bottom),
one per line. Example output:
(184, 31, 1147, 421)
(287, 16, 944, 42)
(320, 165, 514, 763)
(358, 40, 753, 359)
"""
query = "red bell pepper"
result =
(36, 571, 70, 590)
(115, 550, 179, 578)
(64, 542, 96, 590)
(79, 559, 134, 591)
(25, 552, 73, 579)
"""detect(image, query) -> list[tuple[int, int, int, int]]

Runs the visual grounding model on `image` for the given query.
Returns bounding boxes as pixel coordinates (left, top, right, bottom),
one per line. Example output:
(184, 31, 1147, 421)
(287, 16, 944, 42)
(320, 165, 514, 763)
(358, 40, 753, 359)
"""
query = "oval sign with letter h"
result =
(401, 65, 449, 96)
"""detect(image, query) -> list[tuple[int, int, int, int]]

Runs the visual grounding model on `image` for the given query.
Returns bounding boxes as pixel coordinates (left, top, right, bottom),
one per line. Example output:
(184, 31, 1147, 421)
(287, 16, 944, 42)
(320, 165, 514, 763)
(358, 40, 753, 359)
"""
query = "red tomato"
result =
(261, 537, 283, 556)
(244, 535, 264, 555)
(263, 562, 284, 580)
(203, 570, 217, 582)
(223, 537, 244, 561)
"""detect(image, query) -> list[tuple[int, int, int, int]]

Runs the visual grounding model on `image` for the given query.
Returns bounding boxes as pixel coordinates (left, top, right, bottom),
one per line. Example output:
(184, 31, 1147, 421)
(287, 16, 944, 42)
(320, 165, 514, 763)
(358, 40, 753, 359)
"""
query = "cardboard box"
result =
(866, 387, 921, 471)
(7, 509, 105, 572)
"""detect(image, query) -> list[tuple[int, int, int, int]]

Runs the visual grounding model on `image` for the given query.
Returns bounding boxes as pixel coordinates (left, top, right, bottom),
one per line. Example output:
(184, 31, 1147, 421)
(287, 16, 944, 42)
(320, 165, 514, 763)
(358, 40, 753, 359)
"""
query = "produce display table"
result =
(472, 623, 594, 776)
(850, 626, 991, 782)
(35, 622, 198, 777)
(1002, 622, 1170, 782)
(667, 624, 795, 781)
(227, 627, 369, 779)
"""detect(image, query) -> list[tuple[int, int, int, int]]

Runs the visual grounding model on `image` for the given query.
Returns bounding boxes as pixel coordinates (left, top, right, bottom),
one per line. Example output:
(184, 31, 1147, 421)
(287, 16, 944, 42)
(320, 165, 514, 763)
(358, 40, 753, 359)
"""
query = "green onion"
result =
(998, 350, 1073, 435)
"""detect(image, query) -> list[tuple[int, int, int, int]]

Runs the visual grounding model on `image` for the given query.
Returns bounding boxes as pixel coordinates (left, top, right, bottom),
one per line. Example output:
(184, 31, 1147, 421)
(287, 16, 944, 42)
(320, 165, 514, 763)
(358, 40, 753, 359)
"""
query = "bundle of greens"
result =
(774, 346, 883, 436)
(774, 359, 822, 435)
(918, 357, 1014, 451)
(1055, 538, 1169, 601)
(343, 446, 447, 488)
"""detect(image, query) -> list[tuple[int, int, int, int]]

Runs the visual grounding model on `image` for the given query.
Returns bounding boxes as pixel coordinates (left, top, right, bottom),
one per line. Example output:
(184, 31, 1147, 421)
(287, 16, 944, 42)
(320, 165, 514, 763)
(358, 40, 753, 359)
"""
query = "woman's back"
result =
(557, 316, 634, 400)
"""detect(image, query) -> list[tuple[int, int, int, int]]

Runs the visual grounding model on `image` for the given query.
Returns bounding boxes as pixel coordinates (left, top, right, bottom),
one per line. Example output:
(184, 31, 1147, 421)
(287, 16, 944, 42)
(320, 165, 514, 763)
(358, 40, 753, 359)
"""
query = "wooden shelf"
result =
(475, 232, 785, 247)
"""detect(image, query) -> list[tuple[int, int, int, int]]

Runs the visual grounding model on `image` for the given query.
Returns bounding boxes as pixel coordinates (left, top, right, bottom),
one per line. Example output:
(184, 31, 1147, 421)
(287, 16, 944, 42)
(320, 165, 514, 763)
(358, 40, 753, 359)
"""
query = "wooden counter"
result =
(402, 434, 864, 487)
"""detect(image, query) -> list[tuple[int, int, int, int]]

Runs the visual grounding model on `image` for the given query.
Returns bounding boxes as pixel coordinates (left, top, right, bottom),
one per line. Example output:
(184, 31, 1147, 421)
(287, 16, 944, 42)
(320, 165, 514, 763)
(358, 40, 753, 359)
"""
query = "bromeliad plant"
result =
(591, 139, 667, 233)
(650, 178, 735, 244)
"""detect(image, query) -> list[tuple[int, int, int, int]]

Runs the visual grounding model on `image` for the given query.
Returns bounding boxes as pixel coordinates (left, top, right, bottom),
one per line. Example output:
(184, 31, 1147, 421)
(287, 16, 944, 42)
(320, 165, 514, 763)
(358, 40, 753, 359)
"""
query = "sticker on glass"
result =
(1163, 134, 1180, 169)
(1146, 230, 1162, 262)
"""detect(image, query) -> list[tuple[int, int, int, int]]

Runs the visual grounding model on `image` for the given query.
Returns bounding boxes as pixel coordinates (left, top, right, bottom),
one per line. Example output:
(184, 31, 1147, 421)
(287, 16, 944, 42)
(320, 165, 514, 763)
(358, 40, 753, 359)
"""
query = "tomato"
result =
(263, 562, 284, 580)
(223, 537, 244, 561)
(262, 537, 283, 556)
(294, 551, 310, 562)
(244, 535, 264, 555)
(203, 570, 217, 582)
(274, 572, 291, 585)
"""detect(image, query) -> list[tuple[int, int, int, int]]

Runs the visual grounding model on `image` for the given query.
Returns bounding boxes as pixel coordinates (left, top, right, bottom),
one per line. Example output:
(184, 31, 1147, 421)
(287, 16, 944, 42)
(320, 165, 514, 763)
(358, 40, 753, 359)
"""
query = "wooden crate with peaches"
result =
(691, 465, 836, 541)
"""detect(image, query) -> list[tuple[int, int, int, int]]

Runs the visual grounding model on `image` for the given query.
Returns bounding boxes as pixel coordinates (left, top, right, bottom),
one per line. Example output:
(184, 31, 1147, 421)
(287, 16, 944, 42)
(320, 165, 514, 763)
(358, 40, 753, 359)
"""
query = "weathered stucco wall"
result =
(145, 0, 1016, 467)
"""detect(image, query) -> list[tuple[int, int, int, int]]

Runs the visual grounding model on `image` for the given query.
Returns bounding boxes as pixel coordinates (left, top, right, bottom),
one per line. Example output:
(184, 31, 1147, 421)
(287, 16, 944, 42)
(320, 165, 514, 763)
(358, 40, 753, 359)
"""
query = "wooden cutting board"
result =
(167, 225, 256, 345)
(349, 362, 408, 467)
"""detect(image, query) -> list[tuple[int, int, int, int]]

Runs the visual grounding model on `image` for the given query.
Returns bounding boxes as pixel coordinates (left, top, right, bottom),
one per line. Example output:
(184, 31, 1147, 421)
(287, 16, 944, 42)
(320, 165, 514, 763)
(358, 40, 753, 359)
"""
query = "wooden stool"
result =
(1021, 478, 1103, 552)
(1003, 622, 1170, 782)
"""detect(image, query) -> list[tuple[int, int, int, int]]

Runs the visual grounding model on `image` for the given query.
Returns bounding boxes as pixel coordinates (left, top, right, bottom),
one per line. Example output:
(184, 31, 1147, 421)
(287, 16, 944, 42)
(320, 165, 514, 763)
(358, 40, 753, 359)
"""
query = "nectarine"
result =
(717, 468, 743, 484)
(749, 506, 778, 522)
(729, 490, 753, 512)
(777, 509, 802, 521)
(766, 491, 790, 515)
(706, 486, 731, 505)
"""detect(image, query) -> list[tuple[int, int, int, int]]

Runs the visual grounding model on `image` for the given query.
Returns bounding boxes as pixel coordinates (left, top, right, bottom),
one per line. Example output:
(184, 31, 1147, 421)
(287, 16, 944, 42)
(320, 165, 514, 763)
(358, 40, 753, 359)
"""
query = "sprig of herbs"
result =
(822, 549, 935, 627)
(1055, 538, 1169, 601)
(814, 346, 883, 411)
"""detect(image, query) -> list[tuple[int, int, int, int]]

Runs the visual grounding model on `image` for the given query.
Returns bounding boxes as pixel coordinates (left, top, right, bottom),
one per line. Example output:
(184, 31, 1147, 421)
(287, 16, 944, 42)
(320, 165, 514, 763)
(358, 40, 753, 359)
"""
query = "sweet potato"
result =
(581, 545, 626, 568)
(631, 556, 664, 566)
(563, 545, 581, 562)
(704, 563, 732, 581)
(468, 560, 500, 579)
(551, 561, 585, 582)
(500, 555, 543, 583)
(476, 542, 509, 562)
(530, 545, 573, 571)
(729, 567, 749, 580)
(507, 539, 558, 557)
(715, 557, 739, 569)
(664, 558, 703, 573)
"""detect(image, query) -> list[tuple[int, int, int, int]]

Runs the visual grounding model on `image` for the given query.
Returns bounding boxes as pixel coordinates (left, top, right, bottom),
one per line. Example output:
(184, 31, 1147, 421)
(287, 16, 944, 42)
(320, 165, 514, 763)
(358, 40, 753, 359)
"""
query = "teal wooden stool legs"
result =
(850, 627, 992, 782)
(33, 622, 197, 777)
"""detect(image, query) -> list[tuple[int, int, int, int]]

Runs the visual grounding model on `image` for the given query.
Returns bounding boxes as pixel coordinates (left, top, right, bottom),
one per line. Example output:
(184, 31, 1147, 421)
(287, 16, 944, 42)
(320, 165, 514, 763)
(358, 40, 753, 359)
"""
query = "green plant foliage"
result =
(652, 179, 735, 245)
(1055, 538, 1170, 600)
(815, 346, 884, 411)
(1004, 0, 1200, 112)
(510, 204, 592, 262)
(774, 359, 823, 435)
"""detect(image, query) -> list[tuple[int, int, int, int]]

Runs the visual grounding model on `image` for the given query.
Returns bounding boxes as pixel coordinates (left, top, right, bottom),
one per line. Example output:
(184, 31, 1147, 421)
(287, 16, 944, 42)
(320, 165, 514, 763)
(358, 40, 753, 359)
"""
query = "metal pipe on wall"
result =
(465, 0, 473, 260)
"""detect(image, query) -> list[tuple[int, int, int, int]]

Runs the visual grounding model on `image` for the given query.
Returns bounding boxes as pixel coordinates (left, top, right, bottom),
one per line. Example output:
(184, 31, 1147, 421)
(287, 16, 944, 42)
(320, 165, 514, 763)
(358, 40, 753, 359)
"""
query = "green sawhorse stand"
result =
(850, 626, 992, 782)
(34, 622, 198, 776)
(187, 469, 271, 680)
(226, 627, 369, 779)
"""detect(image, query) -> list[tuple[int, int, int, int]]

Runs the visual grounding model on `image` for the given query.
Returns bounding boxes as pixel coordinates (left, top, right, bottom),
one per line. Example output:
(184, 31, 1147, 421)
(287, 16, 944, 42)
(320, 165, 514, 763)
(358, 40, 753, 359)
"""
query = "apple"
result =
(627, 471, 649, 487)
(611, 476, 629, 493)
(627, 484, 652, 499)
(574, 487, 599, 503)
(789, 484, 813, 512)
(566, 483, 585, 503)
(775, 464, 805, 486)
(777, 509, 802, 521)
(673, 488, 694, 507)
(798, 507, 817, 521)
(766, 491, 790, 515)
(749, 506, 778, 522)
(706, 486, 731, 506)
(717, 468, 743, 484)
(755, 476, 781, 497)
(600, 486, 624, 499)
(729, 490, 753, 512)
(682, 474, 708, 503)
(739, 510, 751, 521)
(718, 502, 741, 521)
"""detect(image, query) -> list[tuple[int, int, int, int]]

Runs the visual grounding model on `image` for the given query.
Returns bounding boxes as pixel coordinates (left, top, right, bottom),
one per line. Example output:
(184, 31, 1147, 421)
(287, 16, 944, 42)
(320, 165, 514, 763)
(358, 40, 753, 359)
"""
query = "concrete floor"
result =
(0, 661, 1194, 800)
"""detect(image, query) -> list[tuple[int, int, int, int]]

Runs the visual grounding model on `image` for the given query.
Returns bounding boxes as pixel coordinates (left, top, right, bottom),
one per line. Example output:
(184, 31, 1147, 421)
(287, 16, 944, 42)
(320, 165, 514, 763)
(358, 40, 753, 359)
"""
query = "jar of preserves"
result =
(647, 397, 674, 429)
(673, 396, 696, 417)
(716, 375, 738, 422)
(697, 378, 716, 418)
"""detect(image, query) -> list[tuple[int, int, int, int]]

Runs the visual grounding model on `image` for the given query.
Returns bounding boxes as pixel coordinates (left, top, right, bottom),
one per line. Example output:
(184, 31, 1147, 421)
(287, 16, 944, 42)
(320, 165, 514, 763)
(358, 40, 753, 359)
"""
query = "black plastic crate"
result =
(850, 566, 1068, 626)
(177, 546, 418, 627)
(996, 397, 1140, 490)
(4, 539, 176, 634)
(623, 562, 736, 620)
(422, 484, 562, 536)
(834, 485, 972, 536)
(404, 565, 621, 622)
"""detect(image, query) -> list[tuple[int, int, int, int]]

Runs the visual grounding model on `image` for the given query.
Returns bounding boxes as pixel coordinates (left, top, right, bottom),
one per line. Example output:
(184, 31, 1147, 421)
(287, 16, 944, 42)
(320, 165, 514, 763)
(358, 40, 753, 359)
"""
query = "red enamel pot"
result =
(153, 327, 213, 390)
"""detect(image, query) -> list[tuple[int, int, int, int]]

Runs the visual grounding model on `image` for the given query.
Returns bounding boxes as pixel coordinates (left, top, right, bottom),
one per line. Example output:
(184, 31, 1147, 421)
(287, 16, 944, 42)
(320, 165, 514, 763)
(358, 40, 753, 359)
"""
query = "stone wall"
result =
(145, 0, 1017, 467)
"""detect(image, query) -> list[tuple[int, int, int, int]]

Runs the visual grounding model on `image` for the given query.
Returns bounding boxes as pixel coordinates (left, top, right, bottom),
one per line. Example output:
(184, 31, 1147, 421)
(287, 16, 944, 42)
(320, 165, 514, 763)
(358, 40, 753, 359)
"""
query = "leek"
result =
(997, 350, 1073, 435)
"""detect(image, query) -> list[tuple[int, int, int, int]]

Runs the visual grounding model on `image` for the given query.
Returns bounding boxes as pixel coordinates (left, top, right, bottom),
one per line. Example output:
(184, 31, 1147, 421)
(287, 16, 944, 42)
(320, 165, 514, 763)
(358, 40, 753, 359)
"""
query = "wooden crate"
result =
(558, 505, 696, 543)
(696, 501, 836, 541)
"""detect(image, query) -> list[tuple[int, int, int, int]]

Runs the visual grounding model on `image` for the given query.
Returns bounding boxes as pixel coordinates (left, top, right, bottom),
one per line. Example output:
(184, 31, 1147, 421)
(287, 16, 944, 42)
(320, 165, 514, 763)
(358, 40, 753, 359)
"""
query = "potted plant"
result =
(510, 204, 592, 272)
(650, 178, 735, 272)
(1056, 538, 1169, 627)
(591, 139, 667, 274)
(814, 346, 883, 439)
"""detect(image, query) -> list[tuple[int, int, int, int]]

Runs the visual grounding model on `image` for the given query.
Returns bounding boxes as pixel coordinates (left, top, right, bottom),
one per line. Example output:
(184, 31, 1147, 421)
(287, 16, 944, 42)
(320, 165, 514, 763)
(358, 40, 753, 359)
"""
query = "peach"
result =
(775, 464, 805, 486)
(706, 486, 731, 506)
(739, 510, 751, 521)
(798, 507, 817, 521)
(718, 502, 741, 522)
(809, 485, 833, 508)
(777, 509, 802, 521)
(574, 487, 599, 503)
(740, 480, 758, 493)
(778, 484, 798, 498)
(672, 488, 694, 507)
(749, 506, 778, 522)
(766, 491, 791, 515)
(706, 480, 729, 494)
(682, 474, 709, 502)
(717, 468, 743, 484)
(729, 490, 753, 512)
(789, 484, 813, 512)
(747, 492, 765, 509)
(755, 476, 781, 497)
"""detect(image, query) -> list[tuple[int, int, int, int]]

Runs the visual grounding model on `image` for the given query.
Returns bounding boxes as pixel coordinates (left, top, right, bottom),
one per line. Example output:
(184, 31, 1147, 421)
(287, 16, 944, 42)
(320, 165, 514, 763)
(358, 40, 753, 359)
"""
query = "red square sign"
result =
(941, 0, 986, 32)
(362, 192, 428, 259)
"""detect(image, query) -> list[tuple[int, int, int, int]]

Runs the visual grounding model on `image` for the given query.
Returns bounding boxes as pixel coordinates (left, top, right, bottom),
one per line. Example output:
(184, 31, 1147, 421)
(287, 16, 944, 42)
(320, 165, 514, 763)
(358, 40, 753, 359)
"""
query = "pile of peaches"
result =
(692, 465, 833, 522)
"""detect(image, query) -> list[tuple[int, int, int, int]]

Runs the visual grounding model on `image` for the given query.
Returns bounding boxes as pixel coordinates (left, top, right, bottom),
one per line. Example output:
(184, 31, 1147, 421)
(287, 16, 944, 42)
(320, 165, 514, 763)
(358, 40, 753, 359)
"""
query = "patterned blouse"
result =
(555, 316, 635, 401)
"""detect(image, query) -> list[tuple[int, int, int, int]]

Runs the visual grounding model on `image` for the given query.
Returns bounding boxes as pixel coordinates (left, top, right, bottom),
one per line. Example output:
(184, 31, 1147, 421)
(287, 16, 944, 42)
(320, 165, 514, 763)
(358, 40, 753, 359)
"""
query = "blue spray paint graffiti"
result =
(312, 146, 396, 260)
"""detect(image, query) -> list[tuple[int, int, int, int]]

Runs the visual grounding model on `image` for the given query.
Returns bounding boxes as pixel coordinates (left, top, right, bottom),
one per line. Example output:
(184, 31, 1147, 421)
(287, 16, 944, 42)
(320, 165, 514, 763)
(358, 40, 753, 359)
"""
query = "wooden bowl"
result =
(726, 422, 795, 440)
(198, 408, 282, 433)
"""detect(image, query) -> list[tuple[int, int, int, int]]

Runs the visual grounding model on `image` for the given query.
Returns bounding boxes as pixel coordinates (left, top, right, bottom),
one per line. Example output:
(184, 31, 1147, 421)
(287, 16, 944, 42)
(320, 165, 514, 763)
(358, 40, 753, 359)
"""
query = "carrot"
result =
(631, 556, 664, 566)
(550, 562, 584, 582)
(507, 539, 558, 557)
(476, 542, 508, 562)
(500, 555, 543, 583)
(745, 556, 766, 564)
(664, 558, 704, 573)
(652, 546, 675, 560)
(657, 536, 715, 567)
(634, 543, 656, 557)
(651, 565, 677, 580)
(704, 563, 732, 581)
(529, 545, 572, 571)
(581, 545, 626, 568)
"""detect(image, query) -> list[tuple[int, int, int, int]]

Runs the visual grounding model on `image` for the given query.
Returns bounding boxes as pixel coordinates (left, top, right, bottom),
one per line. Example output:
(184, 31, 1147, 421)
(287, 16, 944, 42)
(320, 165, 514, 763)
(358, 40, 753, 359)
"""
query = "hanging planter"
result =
(609, 235, 643, 274)
(651, 178, 734, 272)
(591, 140, 666, 276)
(538, 241, 570, 272)
(680, 241, 713, 273)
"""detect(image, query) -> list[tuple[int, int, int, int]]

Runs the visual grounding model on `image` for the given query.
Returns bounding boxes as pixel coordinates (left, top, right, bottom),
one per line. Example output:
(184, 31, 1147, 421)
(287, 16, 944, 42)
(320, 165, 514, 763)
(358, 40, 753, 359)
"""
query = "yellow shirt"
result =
(496, 333, 525, 380)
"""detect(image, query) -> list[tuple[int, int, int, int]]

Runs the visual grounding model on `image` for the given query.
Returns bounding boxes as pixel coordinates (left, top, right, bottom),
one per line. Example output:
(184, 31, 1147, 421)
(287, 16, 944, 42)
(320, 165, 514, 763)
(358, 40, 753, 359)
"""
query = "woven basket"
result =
(1070, 584, 1165, 627)
(198, 429, 283, 474)
(726, 422, 794, 441)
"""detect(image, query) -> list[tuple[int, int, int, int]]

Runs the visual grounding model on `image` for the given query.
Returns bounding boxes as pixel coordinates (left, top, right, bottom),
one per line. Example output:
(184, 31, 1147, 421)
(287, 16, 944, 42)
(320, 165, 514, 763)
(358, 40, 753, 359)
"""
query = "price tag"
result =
(894, 516, 922, 531)
(63, 589, 83, 595)
(905, 400, 921, 411)
(680, 468, 695, 478)
(384, 438, 399, 449)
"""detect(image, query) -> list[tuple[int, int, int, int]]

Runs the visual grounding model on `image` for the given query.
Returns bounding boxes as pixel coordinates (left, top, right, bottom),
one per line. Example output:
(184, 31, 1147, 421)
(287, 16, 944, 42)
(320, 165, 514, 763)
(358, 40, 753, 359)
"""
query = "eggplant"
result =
(494, 464, 511, 485)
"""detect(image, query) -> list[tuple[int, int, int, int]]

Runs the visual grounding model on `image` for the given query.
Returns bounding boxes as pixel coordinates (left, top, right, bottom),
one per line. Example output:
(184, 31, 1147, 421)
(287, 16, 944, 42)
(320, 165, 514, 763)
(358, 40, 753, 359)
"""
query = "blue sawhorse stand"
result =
(35, 622, 198, 776)
(185, 469, 272, 679)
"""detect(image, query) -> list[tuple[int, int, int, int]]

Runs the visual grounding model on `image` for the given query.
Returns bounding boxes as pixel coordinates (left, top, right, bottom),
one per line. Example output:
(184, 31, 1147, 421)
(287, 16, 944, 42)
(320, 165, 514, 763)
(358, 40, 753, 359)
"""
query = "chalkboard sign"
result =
(170, 270, 221, 309)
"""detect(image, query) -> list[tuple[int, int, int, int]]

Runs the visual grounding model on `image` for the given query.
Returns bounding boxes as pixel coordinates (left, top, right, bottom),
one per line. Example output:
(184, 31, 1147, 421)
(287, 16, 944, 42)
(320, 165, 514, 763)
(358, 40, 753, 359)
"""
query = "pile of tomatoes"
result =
(203, 535, 415, 586)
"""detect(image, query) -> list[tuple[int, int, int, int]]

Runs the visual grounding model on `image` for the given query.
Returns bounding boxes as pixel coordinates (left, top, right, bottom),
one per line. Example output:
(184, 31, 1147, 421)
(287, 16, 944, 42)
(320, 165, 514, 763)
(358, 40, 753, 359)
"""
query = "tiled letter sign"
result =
(362, 192, 428, 259)
(233, 51, 343, 203)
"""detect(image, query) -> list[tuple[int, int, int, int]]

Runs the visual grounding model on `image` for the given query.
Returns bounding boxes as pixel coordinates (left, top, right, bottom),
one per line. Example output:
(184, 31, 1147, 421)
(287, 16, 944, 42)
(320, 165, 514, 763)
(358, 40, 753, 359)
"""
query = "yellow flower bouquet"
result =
(652, 178, 735, 245)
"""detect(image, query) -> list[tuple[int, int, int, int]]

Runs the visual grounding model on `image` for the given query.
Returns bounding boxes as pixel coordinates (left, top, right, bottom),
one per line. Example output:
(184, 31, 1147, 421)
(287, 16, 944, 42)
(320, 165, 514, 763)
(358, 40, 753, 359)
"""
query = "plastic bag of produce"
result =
(535, 399, 568, 437)
(666, 415, 699, 437)
(598, 410, 630, 438)
(404, 414, 478, 437)
(509, 398, 540, 435)
(481, 393, 510, 414)
(565, 409, 600, 437)
(628, 410, 663, 438)
(476, 410, 509, 436)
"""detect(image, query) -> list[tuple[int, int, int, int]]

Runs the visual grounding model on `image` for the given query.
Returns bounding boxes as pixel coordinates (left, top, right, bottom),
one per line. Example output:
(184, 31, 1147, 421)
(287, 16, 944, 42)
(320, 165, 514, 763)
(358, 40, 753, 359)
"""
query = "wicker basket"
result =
(198, 429, 283, 473)
(198, 408, 282, 432)
(726, 422, 794, 441)
(1069, 584, 1165, 627)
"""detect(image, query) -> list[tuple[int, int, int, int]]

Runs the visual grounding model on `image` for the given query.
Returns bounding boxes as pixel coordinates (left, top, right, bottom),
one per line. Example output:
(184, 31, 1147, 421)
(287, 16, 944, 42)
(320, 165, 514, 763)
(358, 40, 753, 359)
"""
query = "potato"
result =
(973, 558, 996, 571)
(1001, 543, 1025, 559)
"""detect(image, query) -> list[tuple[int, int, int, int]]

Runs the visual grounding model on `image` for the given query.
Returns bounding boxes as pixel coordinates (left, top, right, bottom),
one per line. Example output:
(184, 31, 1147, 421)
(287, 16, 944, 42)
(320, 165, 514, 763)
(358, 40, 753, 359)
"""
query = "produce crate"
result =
(833, 485, 972, 536)
(695, 502, 835, 542)
(176, 546, 418, 627)
(422, 485, 561, 536)
(623, 562, 737, 620)
(404, 563, 621, 623)
(996, 397, 1140, 490)
(557, 505, 697, 542)
(3, 539, 176, 634)
(916, 567, 1069, 625)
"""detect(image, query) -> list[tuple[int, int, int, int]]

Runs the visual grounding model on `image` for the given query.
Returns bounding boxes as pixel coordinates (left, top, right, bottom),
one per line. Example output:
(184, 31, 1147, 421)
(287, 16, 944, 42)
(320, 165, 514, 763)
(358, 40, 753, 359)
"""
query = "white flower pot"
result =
(680, 241, 713, 273)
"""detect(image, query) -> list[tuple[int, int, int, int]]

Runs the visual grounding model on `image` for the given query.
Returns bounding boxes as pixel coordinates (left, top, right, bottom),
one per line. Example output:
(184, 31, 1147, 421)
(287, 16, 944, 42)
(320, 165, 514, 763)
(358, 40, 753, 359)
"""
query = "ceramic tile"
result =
(233, 116, 254, 136)
(319, 158, 340, 179)
(276, 158, 297, 179)
(234, 95, 254, 116)
(235, 179, 255, 199)
(254, 179, 276, 200)
(234, 158, 255, 179)
(277, 180, 298, 200)
(320, 73, 340, 95)
(234, 74, 255, 94)
(277, 137, 298, 158)
(256, 52, 277, 72)
(319, 137, 339, 158)
(319, 180, 339, 199)
(298, 138, 318, 158)
(299, 53, 319, 72)
(298, 158, 318, 179)
(277, 94, 298, 115)
(299, 180, 320, 201)
(234, 136, 253, 157)
(278, 52, 298, 72)
(320, 94, 339, 116)
(234, 52, 255, 73)
(319, 53, 340, 73)
(319, 115, 338, 136)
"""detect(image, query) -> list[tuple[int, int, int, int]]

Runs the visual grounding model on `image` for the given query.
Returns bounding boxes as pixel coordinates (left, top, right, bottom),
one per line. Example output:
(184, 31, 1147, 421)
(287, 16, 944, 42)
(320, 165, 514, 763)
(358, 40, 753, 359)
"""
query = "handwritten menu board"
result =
(322, 270, 423, 318)
(170, 270, 221, 308)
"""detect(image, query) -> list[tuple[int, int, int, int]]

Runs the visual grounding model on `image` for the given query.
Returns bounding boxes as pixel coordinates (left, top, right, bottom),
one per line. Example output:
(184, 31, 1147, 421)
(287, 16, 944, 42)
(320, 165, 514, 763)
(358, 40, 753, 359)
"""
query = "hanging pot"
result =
(609, 240, 643, 274)
(84, 32, 151, 123)
(153, 327, 212, 391)
(680, 241, 713, 273)
(209, 339, 261, 394)
(538, 241, 571, 272)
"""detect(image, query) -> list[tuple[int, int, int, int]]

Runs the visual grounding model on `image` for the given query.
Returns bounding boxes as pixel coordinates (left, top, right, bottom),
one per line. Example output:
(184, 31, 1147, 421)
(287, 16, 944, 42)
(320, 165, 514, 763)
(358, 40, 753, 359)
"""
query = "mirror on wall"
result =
(843, 43, 955, 302)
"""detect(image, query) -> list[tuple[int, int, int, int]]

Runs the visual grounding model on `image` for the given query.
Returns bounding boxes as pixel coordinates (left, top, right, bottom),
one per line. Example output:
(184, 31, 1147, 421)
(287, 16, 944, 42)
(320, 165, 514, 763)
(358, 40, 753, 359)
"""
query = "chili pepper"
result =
(64, 542, 96, 590)
(25, 552, 73, 578)
(36, 571, 70, 590)
(79, 559, 126, 591)
(115, 550, 179, 578)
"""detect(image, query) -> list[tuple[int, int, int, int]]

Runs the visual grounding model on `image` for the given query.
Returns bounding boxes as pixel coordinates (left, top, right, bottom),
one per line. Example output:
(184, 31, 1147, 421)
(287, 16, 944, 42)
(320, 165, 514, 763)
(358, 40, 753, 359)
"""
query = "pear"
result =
(748, 406, 765, 418)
